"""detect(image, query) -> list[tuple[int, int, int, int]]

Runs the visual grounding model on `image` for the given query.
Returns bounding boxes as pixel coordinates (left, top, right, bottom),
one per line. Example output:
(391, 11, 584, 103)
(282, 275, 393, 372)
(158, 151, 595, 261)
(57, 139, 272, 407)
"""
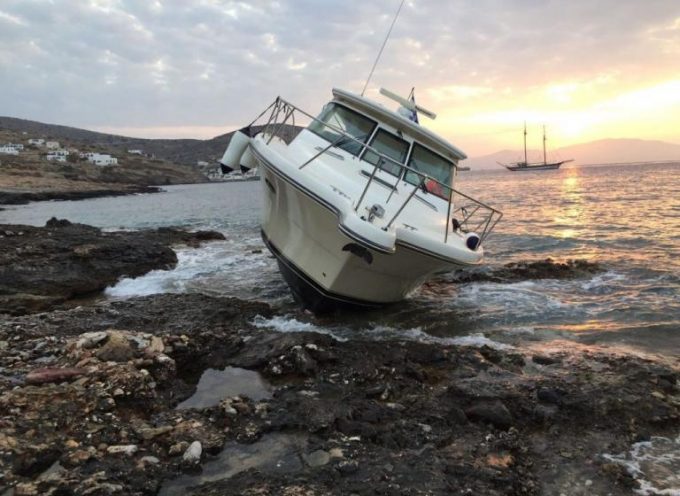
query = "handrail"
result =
(258, 97, 503, 247)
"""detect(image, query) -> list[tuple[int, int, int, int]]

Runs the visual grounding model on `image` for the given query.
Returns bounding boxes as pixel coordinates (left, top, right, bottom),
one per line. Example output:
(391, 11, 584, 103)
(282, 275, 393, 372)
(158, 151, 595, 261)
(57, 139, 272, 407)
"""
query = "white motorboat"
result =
(219, 88, 502, 312)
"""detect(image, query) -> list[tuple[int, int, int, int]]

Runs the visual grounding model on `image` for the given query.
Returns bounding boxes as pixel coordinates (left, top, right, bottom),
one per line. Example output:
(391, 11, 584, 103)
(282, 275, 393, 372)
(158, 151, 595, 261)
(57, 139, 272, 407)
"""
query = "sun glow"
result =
(427, 77, 680, 155)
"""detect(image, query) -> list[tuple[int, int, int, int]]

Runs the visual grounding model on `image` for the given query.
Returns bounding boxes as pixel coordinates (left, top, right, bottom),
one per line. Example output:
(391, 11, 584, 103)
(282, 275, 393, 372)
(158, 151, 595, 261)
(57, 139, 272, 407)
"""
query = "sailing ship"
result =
(500, 123, 572, 171)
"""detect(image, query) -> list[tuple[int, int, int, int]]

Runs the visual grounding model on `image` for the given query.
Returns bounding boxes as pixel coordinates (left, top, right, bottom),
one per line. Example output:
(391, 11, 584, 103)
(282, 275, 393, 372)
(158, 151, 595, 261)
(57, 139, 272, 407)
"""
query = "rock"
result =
(303, 449, 331, 467)
(96, 332, 134, 362)
(292, 346, 318, 375)
(183, 441, 202, 463)
(0, 221, 223, 315)
(25, 367, 87, 384)
(82, 483, 124, 495)
(537, 387, 564, 405)
(106, 445, 138, 456)
(169, 441, 189, 456)
(532, 354, 559, 365)
(465, 400, 513, 429)
(138, 425, 174, 440)
(337, 460, 359, 475)
(140, 456, 160, 465)
(46, 217, 72, 228)
(76, 331, 108, 349)
(147, 336, 165, 354)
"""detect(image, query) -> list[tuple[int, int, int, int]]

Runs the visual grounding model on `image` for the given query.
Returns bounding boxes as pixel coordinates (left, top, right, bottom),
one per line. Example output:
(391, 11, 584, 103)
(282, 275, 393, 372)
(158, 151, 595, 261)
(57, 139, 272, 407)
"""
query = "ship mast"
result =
(523, 121, 527, 165)
(543, 125, 547, 165)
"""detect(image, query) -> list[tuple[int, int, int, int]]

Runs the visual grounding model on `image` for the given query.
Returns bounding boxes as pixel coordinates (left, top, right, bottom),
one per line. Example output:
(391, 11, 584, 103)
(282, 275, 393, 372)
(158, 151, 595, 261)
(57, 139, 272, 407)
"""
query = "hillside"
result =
(464, 138, 680, 169)
(0, 116, 300, 167)
(0, 127, 209, 203)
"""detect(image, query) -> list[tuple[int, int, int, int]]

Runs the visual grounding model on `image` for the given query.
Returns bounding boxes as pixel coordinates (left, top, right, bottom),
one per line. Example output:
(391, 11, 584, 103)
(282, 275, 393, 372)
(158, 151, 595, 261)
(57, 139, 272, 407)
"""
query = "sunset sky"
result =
(1, 0, 679, 156)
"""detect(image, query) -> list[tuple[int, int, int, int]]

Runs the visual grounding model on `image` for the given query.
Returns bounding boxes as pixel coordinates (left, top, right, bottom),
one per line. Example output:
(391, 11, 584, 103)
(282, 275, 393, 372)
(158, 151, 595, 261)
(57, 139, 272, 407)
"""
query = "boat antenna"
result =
(361, 0, 406, 96)
(523, 121, 528, 165)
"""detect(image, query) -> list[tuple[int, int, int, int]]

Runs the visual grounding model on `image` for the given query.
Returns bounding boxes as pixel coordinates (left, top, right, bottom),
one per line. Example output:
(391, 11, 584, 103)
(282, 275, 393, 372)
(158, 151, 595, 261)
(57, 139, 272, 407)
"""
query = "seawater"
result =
(1, 163, 679, 358)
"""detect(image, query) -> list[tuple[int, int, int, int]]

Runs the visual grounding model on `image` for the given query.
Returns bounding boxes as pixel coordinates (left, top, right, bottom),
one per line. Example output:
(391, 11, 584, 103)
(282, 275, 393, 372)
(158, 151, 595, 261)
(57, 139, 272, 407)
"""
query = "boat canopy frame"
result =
(251, 96, 503, 247)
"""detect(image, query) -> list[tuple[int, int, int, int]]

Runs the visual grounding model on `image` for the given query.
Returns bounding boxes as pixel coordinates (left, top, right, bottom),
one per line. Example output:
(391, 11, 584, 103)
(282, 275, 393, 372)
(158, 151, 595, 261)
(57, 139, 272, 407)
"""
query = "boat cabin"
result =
(305, 89, 467, 199)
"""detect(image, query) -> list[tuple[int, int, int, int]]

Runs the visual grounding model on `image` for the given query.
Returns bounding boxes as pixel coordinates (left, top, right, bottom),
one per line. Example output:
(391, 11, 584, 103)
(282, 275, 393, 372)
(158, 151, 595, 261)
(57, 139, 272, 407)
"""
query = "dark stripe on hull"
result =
(261, 230, 384, 314)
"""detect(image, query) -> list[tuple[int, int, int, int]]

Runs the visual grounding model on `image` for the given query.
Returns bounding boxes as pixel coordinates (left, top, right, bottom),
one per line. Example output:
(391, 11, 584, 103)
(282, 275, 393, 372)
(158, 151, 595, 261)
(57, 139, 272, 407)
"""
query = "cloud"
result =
(0, 0, 678, 152)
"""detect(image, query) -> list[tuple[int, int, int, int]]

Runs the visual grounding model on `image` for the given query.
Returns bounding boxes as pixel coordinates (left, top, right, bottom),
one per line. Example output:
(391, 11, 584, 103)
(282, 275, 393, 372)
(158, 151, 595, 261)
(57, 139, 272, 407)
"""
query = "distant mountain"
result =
(464, 138, 680, 169)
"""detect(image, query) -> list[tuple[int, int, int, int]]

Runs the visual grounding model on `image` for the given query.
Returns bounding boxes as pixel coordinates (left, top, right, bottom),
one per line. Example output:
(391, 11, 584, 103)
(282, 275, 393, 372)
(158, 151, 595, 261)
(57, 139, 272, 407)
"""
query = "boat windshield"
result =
(404, 143, 453, 199)
(362, 129, 409, 176)
(308, 103, 375, 156)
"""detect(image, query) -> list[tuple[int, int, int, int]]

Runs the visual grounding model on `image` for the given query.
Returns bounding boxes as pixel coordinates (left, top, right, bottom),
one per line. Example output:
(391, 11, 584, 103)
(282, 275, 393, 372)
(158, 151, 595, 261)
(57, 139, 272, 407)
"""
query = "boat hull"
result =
(256, 150, 469, 312)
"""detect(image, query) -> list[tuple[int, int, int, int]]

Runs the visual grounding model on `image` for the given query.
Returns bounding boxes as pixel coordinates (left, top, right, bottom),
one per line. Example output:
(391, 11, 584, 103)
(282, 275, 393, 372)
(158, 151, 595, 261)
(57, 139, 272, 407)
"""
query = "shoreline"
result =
(0, 292, 677, 495)
(0, 220, 677, 495)
(0, 185, 163, 206)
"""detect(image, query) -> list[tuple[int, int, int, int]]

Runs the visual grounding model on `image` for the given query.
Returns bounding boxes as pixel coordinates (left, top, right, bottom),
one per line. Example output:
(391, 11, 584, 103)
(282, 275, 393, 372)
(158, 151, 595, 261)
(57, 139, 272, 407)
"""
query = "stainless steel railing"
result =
(251, 97, 502, 247)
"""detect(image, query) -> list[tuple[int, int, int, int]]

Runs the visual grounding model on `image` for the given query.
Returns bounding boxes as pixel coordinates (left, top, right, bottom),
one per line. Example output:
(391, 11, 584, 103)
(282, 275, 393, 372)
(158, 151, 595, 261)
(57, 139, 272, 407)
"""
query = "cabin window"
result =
(404, 144, 453, 199)
(361, 129, 409, 176)
(308, 103, 376, 157)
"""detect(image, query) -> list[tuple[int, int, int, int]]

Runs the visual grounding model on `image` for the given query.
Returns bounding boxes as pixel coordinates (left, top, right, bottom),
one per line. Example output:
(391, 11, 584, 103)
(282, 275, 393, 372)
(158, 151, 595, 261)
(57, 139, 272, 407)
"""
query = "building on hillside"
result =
(46, 150, 70, 162)
(45, 141, 60, 150)
(5, 143, 24, 151)
(83, 153, 118, 166)
(28, 138, 45, 146)
(0, 145, 19, 155)
(127, 149, 143, 155)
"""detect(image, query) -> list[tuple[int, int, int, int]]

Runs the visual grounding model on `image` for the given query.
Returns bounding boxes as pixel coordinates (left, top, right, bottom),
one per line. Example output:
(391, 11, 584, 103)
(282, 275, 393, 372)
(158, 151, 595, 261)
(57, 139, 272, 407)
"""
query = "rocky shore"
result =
(0, 222, 678, 495)
(0, 219, 225, 315)
(0, 187, 161, 206)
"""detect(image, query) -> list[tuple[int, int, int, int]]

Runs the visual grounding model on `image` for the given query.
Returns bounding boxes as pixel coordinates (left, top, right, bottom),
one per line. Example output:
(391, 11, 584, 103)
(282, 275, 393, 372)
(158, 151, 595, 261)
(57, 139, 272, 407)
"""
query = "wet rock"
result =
(25, 367, 87, 384)
(0, 221, 225, 315)
(465, 400, 513, 429)
(76, 331, 108, 349)
(182, 441, 202, 463)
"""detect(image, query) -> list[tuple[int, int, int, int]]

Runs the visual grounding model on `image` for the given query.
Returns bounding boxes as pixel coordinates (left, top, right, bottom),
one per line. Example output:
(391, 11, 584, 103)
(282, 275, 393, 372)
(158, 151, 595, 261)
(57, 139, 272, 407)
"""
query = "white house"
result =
(0, 146, 19, 155)
(85, 153, 118, 166)
(28, 138, 45, 146)
(45, 141, 60, 150)
(46, 150, 70, 162)
(127, 149, 143, 155)
(6, 143, 24, 151)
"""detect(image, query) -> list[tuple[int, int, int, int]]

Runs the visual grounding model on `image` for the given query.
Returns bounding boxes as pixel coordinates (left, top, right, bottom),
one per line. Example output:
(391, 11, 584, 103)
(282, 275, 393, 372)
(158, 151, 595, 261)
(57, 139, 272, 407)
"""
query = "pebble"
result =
(182, 441, 202, 462)
(76, 331, 108, 349)
(169, 441, 189, 456)
(304, 449, 330, 467)
(141, 456, 160, 465)
(107, 444, 138, 456)
(139, 426, 174, 440)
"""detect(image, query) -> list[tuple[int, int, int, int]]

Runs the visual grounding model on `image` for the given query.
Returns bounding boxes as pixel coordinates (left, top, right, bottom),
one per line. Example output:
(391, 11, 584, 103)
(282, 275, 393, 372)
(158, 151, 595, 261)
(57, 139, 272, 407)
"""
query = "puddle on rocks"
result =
(159, 433, 308, 496)
(176, 367, 272, 409)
